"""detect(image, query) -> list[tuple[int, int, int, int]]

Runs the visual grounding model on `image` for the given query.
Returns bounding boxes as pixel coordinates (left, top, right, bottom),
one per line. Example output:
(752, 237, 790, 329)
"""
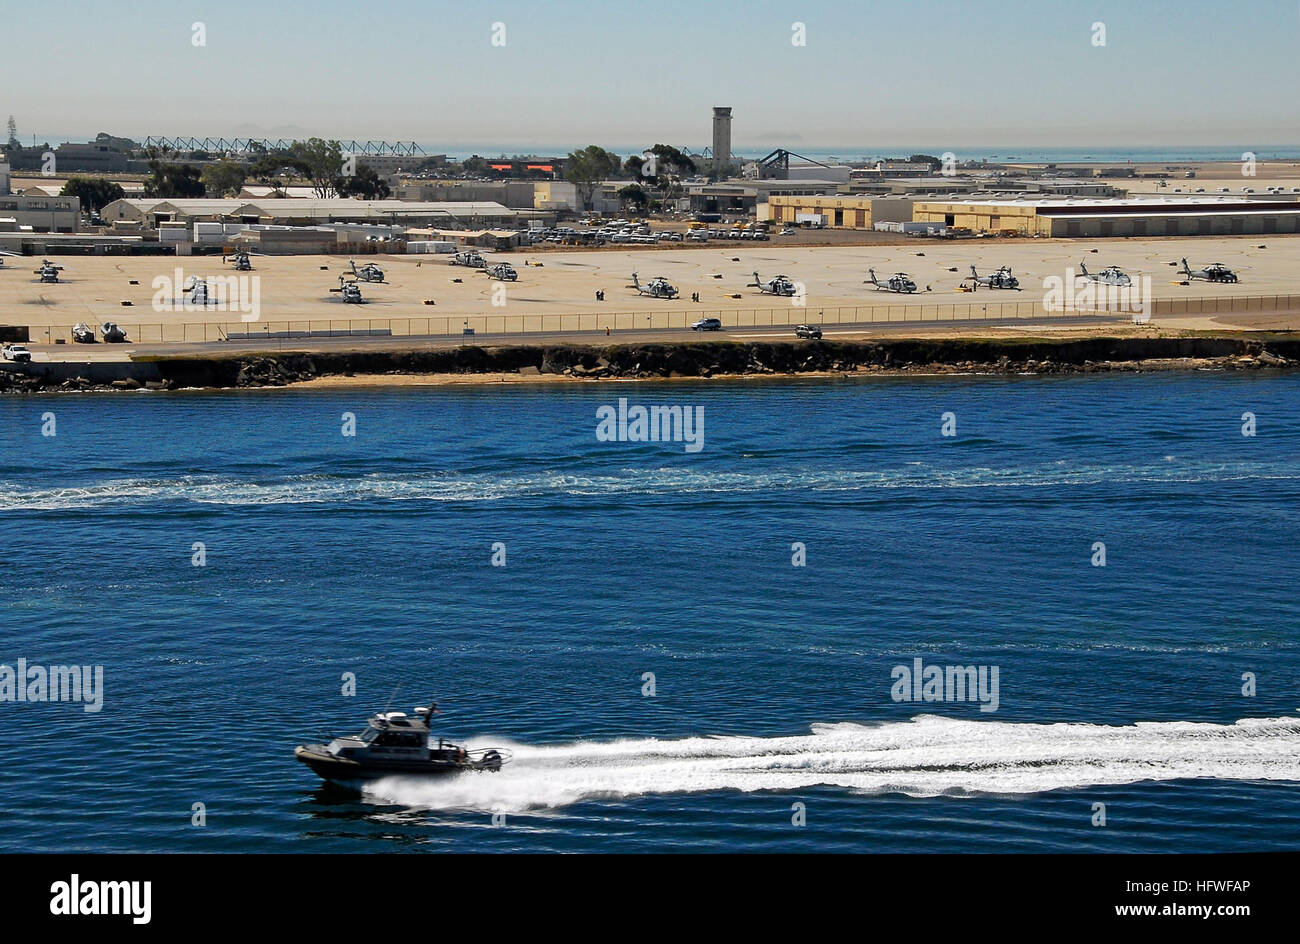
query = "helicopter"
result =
(348, 259, 386, 283)
(184, 276, 214, 306)
(330, 275, 365, 303)
(964, 265, 1020, 291)
(224, 250, 254, 272)
(865, 268, 918, 293)
(0, 249, 21, 268)
(99, 322, 128, 343)
(72, 323, 97, 344)
(34, 259, 64, 283)
(1179, 258, 1238, 283)
(630, 271, 679, 299)
(449, 250, 488, 269)
(481, 262, 518, 282)
(748, 271, 798, 296)
(1078, 261, 1131, 287)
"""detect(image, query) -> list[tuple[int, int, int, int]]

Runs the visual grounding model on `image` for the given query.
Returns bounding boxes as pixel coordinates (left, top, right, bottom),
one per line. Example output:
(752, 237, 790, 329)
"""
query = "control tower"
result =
(712, 106, 732, 177)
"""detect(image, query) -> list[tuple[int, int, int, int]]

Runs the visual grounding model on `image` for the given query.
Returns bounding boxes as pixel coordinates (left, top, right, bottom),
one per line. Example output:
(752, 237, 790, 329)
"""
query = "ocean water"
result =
(1, 371, 1298, 853)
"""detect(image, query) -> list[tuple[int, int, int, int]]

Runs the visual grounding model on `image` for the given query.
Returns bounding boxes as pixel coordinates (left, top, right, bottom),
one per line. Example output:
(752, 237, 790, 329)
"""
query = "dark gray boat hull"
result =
(294, 744, 502, 784)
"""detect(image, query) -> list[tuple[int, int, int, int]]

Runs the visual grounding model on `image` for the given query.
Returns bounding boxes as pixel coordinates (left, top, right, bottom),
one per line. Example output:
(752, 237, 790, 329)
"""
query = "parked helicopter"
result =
(481, 262, 518, 282)
(630, 271, 679, 299)
(330, 275, 365, 303)
(1179, 258, 1238, 283)
(0, 249, 20, 268)
(72, 323, 97, 344)
(965, 265, 1020, 291)
(34, 260, 63, 283)
(1078, 261, 1131, 287)
(449, 250, 488, 269)
(348, 259, 386, 283)
(748, 271, 798, 296)
(100, 322, 128, 343)
(865, 268, 918, 293)
(224, 250, 254, 271)
(184, 276, 214, 306)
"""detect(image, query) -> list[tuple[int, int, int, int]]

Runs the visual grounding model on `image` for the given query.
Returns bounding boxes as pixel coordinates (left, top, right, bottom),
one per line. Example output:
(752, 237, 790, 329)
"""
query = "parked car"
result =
(794, 324, 822, 340)
(691, 318, 723, 332)
(2, 343, 32, 363)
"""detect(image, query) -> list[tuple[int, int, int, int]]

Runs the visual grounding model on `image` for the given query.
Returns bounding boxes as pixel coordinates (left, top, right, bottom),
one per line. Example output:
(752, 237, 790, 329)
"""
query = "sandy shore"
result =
(274, 362, 1277, 391)
(289, 371, 573, 388)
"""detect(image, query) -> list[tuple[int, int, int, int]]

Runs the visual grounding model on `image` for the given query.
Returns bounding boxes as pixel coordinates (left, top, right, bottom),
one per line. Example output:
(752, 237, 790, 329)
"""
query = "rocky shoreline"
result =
(1, 336, 1296, 393)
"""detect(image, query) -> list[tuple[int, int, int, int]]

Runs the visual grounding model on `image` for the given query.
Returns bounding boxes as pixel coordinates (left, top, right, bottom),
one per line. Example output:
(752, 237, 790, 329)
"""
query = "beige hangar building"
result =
(912, 196, 1300, 237)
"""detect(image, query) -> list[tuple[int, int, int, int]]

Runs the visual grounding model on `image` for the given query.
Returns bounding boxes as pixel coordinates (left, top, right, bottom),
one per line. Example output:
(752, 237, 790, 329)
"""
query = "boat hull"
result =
(294, 744, 499, 784)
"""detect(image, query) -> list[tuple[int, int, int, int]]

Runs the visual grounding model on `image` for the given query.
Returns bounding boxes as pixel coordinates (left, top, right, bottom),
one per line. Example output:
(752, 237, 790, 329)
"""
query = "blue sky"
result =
(5, 0, 1298, 153)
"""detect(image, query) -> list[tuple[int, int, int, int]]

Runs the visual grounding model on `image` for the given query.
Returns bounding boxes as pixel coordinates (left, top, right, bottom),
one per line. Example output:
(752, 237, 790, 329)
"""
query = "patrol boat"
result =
(294, 701, 509, 784)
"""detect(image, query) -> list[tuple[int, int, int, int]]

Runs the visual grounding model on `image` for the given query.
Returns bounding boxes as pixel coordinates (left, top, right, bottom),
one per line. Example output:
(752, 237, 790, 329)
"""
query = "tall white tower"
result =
(712, 106, 732, 178)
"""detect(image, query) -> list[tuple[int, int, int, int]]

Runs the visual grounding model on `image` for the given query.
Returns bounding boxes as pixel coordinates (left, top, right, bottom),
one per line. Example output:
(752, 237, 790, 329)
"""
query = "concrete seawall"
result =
(154, 336, 1298, 387)
(2, 336, 1295, 392)
(1, 359, 165, 392)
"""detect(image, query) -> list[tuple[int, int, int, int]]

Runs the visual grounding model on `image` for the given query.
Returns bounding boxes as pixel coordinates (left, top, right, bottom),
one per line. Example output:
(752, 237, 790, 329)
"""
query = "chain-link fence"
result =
(28, 294, 1300, 345)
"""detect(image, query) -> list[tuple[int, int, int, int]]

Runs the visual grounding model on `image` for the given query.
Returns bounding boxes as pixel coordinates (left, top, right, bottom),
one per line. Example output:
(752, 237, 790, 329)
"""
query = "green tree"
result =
(617, 184, 648, 212)
(289, 138, 346, 197)
(246, 150, 312, 195)
(632, 144, 696, 197)
(623, 154, 645, 179)
(201, 158, 248, 197)
(625, 145, 698, 191)
(564, 145, 620, 211)
(142, 148, 206, 198)
(248, 151, 309, 181)
(646, 144, 696, 177)
(60, 177, 125, 213)
(909, 154, 942, 169)
(337, 163, 391, 199)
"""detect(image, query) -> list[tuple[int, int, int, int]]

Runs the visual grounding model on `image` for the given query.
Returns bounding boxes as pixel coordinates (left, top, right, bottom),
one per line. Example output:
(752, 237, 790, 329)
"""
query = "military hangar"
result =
(98, 198, 545, 230)
(912, 196, 1300, 236)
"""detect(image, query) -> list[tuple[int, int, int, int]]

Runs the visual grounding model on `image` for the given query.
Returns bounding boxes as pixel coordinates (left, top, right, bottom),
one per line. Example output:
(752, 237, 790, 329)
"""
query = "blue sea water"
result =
(1, 371, 1298, 853)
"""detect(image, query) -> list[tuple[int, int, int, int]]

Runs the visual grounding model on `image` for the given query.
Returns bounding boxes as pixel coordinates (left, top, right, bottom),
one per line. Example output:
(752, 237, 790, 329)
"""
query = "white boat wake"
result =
(2, 456, 1297, 511)
(362, 714, 1300, 812)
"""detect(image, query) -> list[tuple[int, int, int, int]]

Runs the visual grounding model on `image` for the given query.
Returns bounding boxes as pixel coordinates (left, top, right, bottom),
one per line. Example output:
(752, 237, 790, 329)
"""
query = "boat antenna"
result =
(382, 684, 402, 714)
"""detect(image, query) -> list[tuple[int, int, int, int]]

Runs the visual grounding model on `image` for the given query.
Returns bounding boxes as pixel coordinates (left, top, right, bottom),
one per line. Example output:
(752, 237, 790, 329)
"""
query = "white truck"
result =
(2, 343, 32, 363)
